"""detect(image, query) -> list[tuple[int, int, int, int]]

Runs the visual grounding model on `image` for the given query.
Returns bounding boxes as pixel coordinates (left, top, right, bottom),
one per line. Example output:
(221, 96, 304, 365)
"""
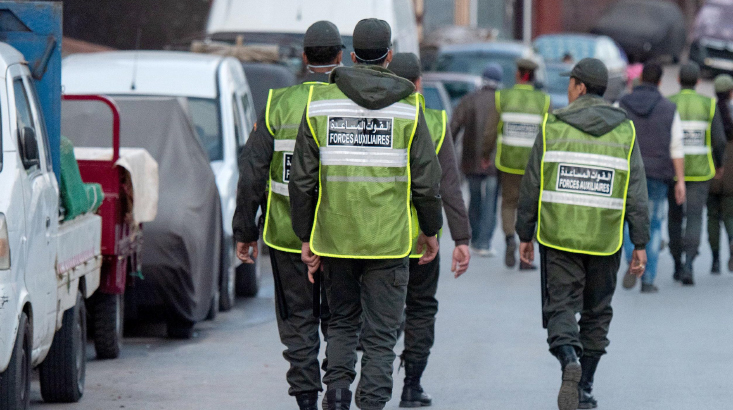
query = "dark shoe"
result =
(325, 389, 352, 410)
(578, 355, 600, 409)
(680, 258, 695, 286)
(554, 345, 581, 410)
(400, 360, 432, 408)
(729, 243, 733, 272)
(296, 392, 318, 410)
(622, 266, 636, 289)
(505, 236, 517, 268)
(712, 259, 721, 274)
(640, 283, 659, 293)
(673, 257, 683, 281)
(519, 261, 537, 270)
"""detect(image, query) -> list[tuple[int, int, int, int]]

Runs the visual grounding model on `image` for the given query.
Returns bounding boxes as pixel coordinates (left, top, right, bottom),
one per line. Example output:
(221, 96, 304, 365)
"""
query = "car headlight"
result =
(0, 214, 10, 270)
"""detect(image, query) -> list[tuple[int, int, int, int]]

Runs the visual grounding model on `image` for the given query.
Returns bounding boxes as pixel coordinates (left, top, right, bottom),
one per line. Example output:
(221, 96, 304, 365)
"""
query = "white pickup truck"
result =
(0, 2, 102, 408)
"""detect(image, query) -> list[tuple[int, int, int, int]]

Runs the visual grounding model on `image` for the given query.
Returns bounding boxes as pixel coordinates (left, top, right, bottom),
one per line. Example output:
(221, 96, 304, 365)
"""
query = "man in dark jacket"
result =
(618, 63, 687, 292)
(389, 52, 471, 408)
(450, 64, 502, 256)
(232, 21, 344, 410)
(289, 19, 442, 410)
(517, 58, 650, 410)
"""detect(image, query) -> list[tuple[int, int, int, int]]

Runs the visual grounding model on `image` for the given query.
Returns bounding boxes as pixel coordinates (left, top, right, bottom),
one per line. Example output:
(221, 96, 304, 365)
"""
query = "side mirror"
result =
(18, 126, 39, 169)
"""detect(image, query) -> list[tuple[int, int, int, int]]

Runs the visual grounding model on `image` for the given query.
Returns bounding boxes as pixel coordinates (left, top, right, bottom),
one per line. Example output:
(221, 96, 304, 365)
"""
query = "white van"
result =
(62, 51, 260, 311)
(205, 0, 419, 71)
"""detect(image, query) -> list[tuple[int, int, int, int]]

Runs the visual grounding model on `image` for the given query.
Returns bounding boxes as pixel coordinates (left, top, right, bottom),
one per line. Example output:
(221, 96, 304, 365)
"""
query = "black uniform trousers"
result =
(322, 257, 409, 410)
(668, 180, 710, 261)
(401, 253, 440, 365)
(543, 246, 621, 357)
(270, 248, 329, 396)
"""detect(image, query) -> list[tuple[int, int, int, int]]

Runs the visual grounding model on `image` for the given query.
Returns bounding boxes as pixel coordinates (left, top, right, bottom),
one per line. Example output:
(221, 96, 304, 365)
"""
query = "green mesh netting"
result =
(59, 136, 104, 221)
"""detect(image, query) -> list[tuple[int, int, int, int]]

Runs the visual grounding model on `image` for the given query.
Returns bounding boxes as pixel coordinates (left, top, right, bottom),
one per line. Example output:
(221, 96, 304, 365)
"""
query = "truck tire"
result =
(219, 246, 236, 312)
(91, 292, 123, 360)
(0, 312, 31, 410)
(39, 291, 87, 403)
(235, 253, 259, 297)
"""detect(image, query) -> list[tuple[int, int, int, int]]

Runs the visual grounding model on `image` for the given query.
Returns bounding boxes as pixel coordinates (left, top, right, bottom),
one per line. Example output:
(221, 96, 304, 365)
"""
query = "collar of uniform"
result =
(302, 72, 330, 84)
(679, 88, 697, 95)
(555, 94, 607, 115)
(514, 83, 534, 90)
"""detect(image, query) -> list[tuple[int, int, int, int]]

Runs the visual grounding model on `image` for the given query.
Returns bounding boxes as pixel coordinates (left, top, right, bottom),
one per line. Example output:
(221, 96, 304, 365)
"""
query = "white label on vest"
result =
(501, 113, 543, 144)
(283, 153, 293, 182)
(556, 164, 615, 197)
(681, 121, 708, 147)
(327, 116, 393, 148)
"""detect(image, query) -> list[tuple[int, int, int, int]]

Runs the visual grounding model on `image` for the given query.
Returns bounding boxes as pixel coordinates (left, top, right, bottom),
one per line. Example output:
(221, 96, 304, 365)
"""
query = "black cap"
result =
(679, 62, 700, 85)
(353, 18, 392, 50)
(561, 58, 608, 88)
(304, 21, 343, 48)
(389, 53, 421, 80)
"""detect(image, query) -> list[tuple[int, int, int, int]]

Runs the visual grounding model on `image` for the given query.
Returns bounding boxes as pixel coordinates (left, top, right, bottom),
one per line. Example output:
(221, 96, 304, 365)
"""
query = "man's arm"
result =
(437, 126, 470, 245)
(289, 111, 321, 242)
(670, 111, 686, 204)
(711, 106, 727, 168)
(233, 112, 274, 244)
(515, 133, 543, 242)
(449, 96, 468, 144)
(481, 91, 500, 163)
(411, 110, 443, 238)
(625, 138, 651, 249)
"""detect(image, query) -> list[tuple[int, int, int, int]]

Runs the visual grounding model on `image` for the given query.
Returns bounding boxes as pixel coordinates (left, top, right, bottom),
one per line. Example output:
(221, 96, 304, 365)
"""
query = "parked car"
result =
(242, 62, 297, 115)
(591, 0, 686, 63)
(432, 41, 547, 91)
(422, 72, 487, 108)
(206, 0, 419, 76)
(690, 0, 733, 75)
(63, 51, 261, 307)
(422, 79, 453, 118)
(533, 33, 627, 101)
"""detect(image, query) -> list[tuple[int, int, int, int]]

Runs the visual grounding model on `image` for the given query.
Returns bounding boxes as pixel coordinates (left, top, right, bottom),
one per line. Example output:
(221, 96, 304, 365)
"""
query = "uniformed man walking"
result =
(493, 58, 550, 269)
(667, 62, 726, 284)
(289, 19, 443, 410)
(516, 58, 650, 410)
(388, 52, 471, 408)
(233, 21, 344, 410)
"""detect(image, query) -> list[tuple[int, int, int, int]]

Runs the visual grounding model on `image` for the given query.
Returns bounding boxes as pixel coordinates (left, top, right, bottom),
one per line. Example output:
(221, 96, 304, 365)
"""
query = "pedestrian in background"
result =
(618, 62, 686, 293)
(389, 52, 471, 408)
(708, 74, 733, 274)
(667, 62, 727, 285)
(494, 58, 550, 270)
(289, 19, 442, 410)
(516, 58, 649, 410)
(232, 21, 343, 410)
(449, 63, 502, 257)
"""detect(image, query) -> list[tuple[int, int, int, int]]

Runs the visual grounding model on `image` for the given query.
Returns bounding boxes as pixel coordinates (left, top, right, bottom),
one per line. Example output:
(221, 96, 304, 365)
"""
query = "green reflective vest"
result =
(306, 84, 423, 259)
(410, 108, 446, 258)
(496, 84, 551, 175)
(537, 114, 636, 256)
(262, 82, 326, 253)
(669, 90, 716, 181)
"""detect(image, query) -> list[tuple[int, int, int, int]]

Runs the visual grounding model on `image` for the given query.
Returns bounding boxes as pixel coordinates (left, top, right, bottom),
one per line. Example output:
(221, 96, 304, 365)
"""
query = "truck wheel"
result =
(0, 312, 31, 410)
(219, 246, 236, 311)
(91, 292, 124, 360)
(235, 253, 260, 297)
(39, 291, 87, 403)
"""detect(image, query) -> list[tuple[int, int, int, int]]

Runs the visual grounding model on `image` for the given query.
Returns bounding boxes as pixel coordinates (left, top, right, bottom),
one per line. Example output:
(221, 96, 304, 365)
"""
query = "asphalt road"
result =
(31, 67, 733, 410)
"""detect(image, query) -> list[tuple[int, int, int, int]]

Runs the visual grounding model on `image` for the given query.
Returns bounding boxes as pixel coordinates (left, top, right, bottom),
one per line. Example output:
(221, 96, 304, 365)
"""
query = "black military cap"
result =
(353, 18, 392, 50)
(389, 52, 421, 80)
(304, 21, 344, 48)
(561, 58, 608, 88)
(679, 62, 700, 84)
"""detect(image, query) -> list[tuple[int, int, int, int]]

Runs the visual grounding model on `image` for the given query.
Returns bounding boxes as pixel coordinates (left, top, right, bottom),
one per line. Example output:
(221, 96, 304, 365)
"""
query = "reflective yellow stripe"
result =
(265, 89, 275, 136)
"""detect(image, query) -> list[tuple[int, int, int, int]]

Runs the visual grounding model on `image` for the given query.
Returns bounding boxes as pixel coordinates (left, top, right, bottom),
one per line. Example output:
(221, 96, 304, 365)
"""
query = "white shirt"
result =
(670, 111, 684, 159)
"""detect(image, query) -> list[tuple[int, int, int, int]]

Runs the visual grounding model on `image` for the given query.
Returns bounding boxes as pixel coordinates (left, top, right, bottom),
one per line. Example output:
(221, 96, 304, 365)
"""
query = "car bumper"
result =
(0, 284, 18, 372)
(690, 39, 733, 72)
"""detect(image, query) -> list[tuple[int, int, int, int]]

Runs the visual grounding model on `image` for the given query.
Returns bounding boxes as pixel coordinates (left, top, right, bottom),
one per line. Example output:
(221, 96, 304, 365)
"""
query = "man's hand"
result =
(519, 242, 534, 265)
(630, 249, 647, 277)
(715, 167, 724, 180)
(480, 158, 492, 171)
(451, 244, 470, 278)
(301, 242, 321, 284)
(236, 241, 258, 264)
(417, 233, 439, 265)
(675, 180, 686, 205)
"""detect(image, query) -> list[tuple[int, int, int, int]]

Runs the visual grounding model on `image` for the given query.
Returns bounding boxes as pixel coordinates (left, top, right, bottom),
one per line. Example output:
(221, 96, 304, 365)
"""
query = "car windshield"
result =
(534, 37, 597, 62)
(545, 66, 571, 94)
(435, 52, 520, 87)
(187, 98, 223, 162)
(422, 85, 445, 111)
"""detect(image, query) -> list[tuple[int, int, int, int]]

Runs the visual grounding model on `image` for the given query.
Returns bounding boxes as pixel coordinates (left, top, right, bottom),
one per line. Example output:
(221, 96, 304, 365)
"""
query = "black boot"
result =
(681, 256, 695, 285)
(554, 345, 581, 410)
(578, 355, 600, 409)
(400, 360, 432, 408)
(325, 389, 352, 410)
(673, 256, 683, 281)
(712, 250, 721, 274)
(295, 392, 319, 410)
(729, 242, 733, 272)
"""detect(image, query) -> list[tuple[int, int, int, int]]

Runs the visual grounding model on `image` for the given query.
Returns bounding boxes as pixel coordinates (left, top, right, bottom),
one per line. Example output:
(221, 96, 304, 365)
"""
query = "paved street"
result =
(31, 67, 733, 410)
